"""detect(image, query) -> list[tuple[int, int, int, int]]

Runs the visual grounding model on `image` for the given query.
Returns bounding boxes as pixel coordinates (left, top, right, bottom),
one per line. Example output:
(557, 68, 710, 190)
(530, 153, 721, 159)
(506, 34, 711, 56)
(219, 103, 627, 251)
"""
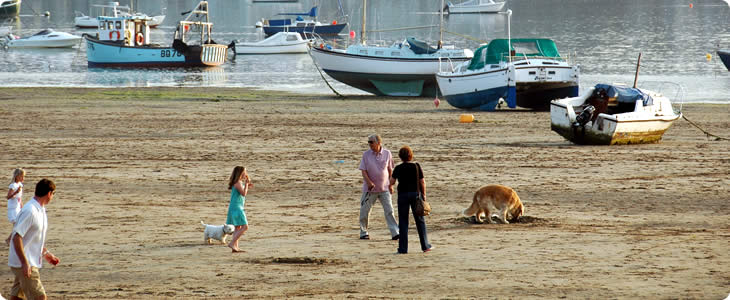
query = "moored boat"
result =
(257, 6, 347, 37)
(446, 0, 505, 13)
(2, 29, 81, 48)
(0, 0, 20, 18)
(490, 38, 579, 110)
(718, 49, 730, 71)
(550, 84, 681, 145)
(84, 1, 228, 68)
(435, 47, 515, 111)
(310, 38, 473, 96)
(75, 2, 165, 28)
(233, 32, 310, 54)
(308, 0, 473, 97)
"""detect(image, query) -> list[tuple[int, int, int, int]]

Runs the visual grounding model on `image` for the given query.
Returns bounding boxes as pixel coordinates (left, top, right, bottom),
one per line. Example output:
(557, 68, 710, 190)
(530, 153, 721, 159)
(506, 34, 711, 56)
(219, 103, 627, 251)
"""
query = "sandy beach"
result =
(0, 87, 727, 299)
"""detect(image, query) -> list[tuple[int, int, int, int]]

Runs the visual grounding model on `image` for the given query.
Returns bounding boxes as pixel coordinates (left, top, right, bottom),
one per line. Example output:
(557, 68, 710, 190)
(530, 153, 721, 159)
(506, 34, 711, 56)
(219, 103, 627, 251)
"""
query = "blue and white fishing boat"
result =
(84, 1, 228, 68)
(257, 6, 347, 37)
(308, 0, 473, 97)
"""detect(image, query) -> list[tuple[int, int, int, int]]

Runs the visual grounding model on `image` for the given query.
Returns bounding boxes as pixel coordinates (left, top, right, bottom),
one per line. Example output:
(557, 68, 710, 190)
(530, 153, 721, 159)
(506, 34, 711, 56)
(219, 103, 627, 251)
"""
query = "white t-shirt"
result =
(8, 198, 47, 269)
(7, 182, 23, 223)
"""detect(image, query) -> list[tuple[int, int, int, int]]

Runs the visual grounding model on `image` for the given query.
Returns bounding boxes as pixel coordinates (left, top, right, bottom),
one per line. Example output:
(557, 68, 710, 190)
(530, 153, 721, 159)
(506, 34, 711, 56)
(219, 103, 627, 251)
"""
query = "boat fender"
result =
(109, 30, 121, 40)
(136, 33, 144, 45)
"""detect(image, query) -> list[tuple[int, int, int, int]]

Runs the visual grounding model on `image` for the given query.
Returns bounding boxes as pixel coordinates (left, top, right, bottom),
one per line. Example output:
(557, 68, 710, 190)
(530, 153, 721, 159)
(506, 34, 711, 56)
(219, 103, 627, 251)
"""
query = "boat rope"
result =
(368, 25, 438, 33)
(443, 30, 487, 44)
(307, 47, 344, 98)
(682, 114, 730, 141)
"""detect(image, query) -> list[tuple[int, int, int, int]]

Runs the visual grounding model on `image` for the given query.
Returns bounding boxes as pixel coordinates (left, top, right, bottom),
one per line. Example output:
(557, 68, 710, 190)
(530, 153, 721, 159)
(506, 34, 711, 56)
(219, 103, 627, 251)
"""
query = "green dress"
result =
(226, 187, 247, 225)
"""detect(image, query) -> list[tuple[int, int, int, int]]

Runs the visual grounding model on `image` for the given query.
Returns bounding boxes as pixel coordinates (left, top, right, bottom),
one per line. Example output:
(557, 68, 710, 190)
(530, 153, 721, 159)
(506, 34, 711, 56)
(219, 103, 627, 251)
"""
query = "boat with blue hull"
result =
(436, 59, 515, 111)
(258, 6, 347, 37)
(84, 1, 228, 68)
(718, 50, 730, 71)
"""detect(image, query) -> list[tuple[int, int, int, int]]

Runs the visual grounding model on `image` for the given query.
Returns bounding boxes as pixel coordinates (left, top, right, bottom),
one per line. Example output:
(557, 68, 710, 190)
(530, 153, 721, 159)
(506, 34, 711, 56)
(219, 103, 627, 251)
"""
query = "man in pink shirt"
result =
(358, 134, 399, 240)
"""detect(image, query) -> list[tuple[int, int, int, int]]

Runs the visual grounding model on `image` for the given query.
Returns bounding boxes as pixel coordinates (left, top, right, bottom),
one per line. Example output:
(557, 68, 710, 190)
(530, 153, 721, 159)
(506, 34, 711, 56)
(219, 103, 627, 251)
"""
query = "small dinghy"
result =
(2, 29, 82, 48)
(550, 83, 681, 145)
(233, 32, 310, 54)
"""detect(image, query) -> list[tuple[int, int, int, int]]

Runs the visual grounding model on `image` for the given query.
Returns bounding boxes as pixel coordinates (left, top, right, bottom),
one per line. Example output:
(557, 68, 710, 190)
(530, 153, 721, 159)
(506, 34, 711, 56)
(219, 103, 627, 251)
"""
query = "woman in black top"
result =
(390, 146, 433, 254)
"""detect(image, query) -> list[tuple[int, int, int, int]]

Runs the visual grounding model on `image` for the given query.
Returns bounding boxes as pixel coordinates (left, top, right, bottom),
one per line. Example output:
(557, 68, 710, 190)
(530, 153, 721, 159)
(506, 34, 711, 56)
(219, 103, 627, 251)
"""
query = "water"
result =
(0, 0, 728, 102)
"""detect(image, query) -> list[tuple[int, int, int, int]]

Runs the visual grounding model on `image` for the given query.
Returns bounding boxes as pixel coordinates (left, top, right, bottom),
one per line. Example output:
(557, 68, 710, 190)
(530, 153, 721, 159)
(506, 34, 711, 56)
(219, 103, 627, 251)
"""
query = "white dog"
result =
(200, 221, 235, 244)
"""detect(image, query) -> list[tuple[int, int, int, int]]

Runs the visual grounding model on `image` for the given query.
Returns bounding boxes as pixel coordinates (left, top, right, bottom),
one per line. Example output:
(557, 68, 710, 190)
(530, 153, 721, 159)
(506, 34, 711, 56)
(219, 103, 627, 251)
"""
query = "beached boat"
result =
(75, 2, 165, 28)
(257, 6, 347, 37)
(0, 0, 20, 18)
(233, 32, 310, 54)
(550, 84, 681, 145)
(446, 0, 505, 13)
(2, 29, 81, 48)
(718, 49, 730, 71)
(493, 38, 580, 110)
(308, 0, 473, 97)
(84, 1, 228, 68)
(435, 46, 515, 111)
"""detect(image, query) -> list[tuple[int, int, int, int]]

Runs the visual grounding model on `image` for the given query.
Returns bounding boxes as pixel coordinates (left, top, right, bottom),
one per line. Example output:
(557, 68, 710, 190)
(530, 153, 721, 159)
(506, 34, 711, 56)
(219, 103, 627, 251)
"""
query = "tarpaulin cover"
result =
(595, 84, 653, 106)
(468, 38, 561, 70)
(407, 37, 438, 55)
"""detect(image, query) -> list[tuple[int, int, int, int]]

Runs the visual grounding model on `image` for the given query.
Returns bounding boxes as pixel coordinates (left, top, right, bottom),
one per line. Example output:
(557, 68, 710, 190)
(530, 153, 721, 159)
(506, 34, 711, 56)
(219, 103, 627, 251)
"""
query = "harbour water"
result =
(0, 0, 728, 103)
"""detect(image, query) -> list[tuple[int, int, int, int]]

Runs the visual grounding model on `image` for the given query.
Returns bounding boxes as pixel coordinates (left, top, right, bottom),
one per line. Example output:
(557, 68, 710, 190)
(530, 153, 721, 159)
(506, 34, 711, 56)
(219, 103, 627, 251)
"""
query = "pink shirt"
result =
(358, 148, 394, 193)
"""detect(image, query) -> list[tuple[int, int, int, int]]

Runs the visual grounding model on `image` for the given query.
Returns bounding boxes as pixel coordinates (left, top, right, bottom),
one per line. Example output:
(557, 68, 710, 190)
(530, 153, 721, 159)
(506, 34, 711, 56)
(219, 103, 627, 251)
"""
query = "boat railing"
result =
(638, 81, 685, 114)
(438, 56, 457, 73)
(502, 54, 570, 65)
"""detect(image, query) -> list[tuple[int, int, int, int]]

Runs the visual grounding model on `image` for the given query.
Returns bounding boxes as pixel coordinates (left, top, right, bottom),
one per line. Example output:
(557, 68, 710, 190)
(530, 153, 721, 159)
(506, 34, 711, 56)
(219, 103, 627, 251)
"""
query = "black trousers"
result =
(397, 192, 431, 253)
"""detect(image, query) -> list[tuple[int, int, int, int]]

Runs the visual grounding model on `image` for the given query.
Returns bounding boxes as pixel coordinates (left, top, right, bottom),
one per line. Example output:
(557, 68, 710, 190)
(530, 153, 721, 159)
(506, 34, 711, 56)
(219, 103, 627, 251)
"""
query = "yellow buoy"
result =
(459, 114, 475, 123)
(706, 53, 712, 61)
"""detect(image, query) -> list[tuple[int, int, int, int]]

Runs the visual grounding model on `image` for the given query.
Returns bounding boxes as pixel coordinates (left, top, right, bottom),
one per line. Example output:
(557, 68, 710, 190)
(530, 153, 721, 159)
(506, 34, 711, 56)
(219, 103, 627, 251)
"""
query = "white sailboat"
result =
(446, 0, 506, 14)
(309, 0, 473, 97)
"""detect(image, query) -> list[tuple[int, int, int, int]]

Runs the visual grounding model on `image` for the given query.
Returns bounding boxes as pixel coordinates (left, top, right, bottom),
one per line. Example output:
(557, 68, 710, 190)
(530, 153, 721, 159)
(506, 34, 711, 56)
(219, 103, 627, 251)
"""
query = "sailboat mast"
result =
(439, 0, 444, 48)
(361, 0, 367, 45)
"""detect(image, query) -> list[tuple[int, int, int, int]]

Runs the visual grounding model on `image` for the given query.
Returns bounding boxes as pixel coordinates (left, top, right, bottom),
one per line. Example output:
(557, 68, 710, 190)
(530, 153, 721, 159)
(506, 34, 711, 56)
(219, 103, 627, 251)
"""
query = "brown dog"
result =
(462, 185, 524, 224)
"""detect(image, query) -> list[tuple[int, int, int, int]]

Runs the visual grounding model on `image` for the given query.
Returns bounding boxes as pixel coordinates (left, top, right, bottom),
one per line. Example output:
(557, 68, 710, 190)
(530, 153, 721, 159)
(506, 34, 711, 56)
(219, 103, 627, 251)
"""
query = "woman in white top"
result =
(6, 168, 24, 244)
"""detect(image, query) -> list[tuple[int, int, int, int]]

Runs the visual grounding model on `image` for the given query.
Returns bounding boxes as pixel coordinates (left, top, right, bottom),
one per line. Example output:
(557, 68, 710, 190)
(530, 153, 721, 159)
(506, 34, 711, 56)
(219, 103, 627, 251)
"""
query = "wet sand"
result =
(0, 87, 728, 299)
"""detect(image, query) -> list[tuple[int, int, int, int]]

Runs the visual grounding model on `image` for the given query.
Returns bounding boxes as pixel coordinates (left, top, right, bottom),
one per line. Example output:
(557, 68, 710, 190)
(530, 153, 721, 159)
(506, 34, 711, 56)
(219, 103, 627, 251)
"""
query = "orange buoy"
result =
(349, 30, 355, 39)
(689, 3, 693, 8)
(459, 114, 474, 123)
(433, 97, 440, 108)
(332, 20, 337, 25)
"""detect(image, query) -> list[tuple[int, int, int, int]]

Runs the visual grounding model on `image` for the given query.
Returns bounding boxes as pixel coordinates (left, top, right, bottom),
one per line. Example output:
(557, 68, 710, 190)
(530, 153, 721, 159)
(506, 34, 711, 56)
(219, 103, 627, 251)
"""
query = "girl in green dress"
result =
(226, 166, 253, 253)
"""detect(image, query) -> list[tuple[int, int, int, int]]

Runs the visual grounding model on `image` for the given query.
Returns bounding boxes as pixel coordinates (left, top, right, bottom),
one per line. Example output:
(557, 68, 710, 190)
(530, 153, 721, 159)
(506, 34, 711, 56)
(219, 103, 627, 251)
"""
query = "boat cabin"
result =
(97, 15, 151, 46)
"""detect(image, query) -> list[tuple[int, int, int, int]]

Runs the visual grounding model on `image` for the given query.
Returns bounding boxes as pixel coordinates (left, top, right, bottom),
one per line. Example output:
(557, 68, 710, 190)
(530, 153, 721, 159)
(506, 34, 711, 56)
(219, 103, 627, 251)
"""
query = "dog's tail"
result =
(462, 193, 480, 216)
(200, 220, 206, 227)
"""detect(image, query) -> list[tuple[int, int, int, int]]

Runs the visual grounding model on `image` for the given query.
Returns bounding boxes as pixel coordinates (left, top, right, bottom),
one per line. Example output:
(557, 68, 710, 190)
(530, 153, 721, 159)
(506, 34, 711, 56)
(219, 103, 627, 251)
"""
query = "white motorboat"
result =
(550, 84, 681, 145)
(234, 32, 310, 54)
(75, 2, 165, 28)
(446, 0, 505, 13)
(2, 29, 82, 48)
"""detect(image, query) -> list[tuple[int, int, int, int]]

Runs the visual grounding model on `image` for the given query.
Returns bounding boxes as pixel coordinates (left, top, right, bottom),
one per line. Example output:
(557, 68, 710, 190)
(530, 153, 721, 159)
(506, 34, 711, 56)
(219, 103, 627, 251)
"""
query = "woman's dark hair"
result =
(398, 146, 413, 162)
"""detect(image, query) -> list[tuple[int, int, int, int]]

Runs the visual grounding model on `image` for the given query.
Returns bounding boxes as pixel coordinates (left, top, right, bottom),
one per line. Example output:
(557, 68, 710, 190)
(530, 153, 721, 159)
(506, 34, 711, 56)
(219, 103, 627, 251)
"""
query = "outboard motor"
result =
(574, 105, 595, 127)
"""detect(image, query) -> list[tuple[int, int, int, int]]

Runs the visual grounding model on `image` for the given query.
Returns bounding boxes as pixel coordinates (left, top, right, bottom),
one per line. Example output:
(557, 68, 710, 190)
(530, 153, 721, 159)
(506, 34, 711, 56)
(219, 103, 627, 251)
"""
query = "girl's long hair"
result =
(228, 166, 245, 190)
(11, 168, 24, 184)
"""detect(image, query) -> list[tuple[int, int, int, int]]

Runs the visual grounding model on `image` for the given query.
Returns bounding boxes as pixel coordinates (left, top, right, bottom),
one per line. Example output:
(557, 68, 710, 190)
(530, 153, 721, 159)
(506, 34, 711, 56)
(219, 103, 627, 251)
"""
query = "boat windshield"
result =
(32, 29, 53, 36)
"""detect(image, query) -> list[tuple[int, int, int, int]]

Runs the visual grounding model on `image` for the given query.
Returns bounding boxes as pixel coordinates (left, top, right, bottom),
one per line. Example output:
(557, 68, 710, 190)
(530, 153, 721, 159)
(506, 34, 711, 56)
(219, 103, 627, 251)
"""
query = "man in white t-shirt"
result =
(8, 179, 60, 300)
